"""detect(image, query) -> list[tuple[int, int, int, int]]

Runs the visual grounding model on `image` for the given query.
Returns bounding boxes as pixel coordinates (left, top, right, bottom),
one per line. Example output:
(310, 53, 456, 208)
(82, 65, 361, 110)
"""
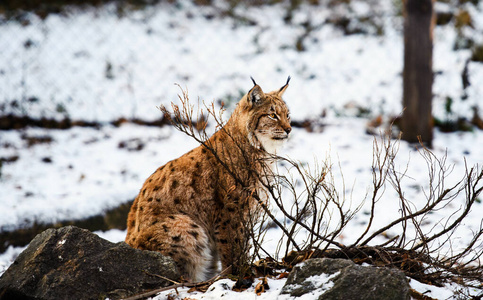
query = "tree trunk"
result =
(401, 0, 435, 147)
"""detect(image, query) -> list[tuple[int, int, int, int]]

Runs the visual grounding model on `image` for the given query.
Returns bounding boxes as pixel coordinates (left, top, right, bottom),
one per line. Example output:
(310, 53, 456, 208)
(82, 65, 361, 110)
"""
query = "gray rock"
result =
(281, 258, 410, 300)
(0, 226, 179, 300)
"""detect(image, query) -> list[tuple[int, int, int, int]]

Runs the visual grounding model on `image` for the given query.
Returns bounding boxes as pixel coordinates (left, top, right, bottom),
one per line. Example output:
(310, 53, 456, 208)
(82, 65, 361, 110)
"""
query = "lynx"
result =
(125, 78, 292, 282)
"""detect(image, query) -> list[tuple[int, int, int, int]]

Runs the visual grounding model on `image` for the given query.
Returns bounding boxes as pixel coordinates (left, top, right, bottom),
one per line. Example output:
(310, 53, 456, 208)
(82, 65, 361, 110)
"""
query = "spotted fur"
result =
(125, 79, 291, 282)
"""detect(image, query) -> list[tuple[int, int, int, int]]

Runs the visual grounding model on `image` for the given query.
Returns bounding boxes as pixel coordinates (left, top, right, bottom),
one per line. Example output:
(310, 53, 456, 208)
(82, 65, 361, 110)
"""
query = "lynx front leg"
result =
(215, 204, 250, 275)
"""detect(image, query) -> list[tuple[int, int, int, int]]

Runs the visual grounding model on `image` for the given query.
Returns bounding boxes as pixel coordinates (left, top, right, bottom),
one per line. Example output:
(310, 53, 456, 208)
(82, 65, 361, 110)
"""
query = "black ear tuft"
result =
(278, 76, 291, 96)
(279, 76, 291, 92)
(250, 76, 257, 86)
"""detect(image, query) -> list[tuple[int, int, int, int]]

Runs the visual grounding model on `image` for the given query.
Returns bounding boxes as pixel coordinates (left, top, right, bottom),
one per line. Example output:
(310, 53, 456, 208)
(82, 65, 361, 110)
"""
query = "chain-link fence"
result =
(0, 0, 482, 125)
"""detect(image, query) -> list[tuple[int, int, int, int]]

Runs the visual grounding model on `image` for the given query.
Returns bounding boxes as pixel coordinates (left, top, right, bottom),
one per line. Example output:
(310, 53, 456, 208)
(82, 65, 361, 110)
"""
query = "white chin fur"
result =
(255, 133, 286, 154)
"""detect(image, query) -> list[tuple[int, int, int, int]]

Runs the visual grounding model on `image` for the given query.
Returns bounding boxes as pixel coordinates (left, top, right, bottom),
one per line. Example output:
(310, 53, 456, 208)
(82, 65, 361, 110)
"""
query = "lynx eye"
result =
(268, 113, 278, 120)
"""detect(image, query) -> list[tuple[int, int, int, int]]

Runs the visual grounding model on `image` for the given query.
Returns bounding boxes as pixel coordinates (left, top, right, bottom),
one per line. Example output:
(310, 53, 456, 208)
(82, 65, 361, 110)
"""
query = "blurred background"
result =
(0, 0, 482, 265)
(1, 0, 482, 125)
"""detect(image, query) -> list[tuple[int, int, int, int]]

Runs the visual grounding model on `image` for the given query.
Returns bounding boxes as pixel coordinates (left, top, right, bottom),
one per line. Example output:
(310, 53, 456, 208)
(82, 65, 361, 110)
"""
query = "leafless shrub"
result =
(161, 87, 483, 296)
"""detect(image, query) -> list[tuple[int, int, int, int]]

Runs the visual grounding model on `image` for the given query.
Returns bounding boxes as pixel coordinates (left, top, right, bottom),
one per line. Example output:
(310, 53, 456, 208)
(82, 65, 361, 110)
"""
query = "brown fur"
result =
(125, 80, 291, 282)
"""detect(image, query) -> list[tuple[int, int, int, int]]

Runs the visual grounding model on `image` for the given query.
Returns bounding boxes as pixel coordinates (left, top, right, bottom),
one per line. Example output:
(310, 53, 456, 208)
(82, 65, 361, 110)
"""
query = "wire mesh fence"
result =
(0, 0, 482, 125)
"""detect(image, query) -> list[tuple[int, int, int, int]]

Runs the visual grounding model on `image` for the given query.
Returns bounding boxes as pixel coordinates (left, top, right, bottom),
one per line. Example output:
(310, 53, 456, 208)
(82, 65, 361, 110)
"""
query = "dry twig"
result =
(157, 87, 483, 296)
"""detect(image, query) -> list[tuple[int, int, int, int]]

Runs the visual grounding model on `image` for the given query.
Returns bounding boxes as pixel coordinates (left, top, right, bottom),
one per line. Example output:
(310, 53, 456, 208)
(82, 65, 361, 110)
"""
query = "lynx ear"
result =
(248, 79, 265, 105)
(278, 76, 291, 97)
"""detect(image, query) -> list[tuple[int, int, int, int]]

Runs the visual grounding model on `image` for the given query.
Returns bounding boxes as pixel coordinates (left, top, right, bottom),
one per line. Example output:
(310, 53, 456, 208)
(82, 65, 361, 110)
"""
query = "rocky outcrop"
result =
(0, 226, 179, 300)
(0, 226, 412, 300)
(281, 258, 410, 300)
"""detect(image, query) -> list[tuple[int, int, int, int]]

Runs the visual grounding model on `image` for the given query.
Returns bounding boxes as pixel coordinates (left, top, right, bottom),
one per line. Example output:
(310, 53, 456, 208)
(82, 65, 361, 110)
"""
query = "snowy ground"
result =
(1, 0, 482, 299)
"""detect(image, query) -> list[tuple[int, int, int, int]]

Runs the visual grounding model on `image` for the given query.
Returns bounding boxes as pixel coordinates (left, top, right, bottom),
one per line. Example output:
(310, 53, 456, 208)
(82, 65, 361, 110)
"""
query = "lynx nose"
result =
(284, 126, 292, 134)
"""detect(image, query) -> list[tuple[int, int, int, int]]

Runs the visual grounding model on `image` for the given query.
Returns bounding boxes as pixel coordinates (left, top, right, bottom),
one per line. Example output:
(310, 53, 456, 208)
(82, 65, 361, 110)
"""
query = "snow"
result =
(409, 279, 455, 300)
(1, 0, 483, 299)
(0, 246, 27, 275)
(281, 271, 339, 299)
(154, 277, 289, 300)
(0, 124, 199, 230)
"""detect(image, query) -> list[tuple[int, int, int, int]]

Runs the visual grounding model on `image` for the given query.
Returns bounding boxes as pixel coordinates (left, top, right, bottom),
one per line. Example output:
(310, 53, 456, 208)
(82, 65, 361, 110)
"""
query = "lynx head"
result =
(237, 77, 292, 154)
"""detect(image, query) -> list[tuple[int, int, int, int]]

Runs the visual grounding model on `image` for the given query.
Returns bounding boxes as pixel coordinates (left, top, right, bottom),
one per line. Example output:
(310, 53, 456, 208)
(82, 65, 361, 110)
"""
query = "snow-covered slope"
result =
(1, 0, 482, 298)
